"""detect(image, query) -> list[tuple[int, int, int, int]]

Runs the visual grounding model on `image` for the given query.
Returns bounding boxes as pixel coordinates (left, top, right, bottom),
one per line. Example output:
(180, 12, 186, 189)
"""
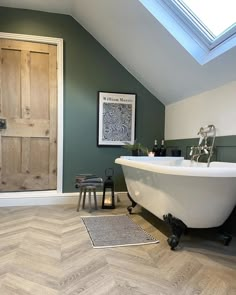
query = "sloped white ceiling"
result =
(0, 0, 236, 105)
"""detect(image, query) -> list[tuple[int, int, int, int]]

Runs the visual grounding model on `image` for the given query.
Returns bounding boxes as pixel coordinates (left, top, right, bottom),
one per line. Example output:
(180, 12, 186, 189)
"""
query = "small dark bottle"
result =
(159, 139, 166, 157)
(152, 139, 160, 156)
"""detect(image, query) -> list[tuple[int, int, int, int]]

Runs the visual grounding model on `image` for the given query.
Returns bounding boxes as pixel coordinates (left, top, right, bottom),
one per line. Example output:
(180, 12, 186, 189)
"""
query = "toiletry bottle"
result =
(159, 139, 166, 156)
(152, 139, 160, 156)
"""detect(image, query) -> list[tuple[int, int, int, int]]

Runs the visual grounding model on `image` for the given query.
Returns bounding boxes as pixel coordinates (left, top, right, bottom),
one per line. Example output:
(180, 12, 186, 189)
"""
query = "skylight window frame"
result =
(139, 0, 236, 64)
(211, 25, 236, 50)
(166, 0, 236, 50)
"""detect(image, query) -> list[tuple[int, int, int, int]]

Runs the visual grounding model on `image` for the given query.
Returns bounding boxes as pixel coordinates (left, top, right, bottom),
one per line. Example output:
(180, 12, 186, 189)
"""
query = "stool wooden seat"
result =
(76, 185, 99, 213)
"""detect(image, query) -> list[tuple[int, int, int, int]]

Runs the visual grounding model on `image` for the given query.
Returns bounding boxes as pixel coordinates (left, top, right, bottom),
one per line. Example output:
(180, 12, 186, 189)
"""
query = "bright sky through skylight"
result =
(182, 0, 236, 36)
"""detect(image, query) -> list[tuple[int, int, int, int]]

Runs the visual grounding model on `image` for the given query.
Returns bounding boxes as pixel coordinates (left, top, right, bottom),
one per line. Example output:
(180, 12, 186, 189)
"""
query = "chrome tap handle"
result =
(198, 135, 204, 145)
(189, 147, 193, 156)
(203, 146, 209, 154)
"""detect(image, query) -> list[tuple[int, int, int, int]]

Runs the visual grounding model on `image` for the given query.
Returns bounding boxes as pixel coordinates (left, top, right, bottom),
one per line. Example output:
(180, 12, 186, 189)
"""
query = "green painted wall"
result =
(166, 135, 236, 163)
(0, 7, 165, 192)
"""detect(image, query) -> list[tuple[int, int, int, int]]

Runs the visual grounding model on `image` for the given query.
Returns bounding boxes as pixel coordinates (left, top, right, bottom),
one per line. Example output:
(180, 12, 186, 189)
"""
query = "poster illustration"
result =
(97, 92, 136, 146)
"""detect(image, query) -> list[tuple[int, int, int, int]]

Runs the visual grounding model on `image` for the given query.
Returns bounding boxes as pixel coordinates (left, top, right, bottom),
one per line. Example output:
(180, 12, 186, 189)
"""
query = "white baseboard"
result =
(0, 191, 128, 207)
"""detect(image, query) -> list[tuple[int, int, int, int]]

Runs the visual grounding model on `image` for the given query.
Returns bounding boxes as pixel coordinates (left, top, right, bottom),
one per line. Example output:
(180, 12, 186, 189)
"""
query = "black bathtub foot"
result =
(127, 193, 137, 214)
(220, 232, 232, 246)
(219, 218, 233, 246)
(163, 213, 187, 250)
(167, 234, 179, 250)
(127, 206, 133, 214)
(223, 234, 232, 246)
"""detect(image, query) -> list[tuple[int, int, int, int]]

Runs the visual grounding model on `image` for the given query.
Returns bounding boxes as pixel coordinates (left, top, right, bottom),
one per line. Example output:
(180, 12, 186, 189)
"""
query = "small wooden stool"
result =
(76, 185, 98, 213)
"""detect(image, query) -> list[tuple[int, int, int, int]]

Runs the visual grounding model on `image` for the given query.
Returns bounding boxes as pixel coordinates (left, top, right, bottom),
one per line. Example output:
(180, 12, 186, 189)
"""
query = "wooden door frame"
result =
(0, 32, 63, 193)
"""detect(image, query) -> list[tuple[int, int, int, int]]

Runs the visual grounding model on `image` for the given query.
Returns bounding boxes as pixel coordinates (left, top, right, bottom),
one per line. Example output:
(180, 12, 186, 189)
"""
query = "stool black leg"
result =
(88, 189, 92, 213)
(76, 188, 83, 212)
(93, 188, 98, 210)
(82, 189, 86, 209)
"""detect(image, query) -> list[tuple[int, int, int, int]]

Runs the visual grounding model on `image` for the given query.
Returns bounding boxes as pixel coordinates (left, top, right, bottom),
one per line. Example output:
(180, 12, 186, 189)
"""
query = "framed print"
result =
(97, 91, 136, 146)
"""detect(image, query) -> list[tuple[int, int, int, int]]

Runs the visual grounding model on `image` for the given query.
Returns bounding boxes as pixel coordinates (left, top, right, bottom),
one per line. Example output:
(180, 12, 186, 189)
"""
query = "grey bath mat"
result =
(81, 214, 159, 248)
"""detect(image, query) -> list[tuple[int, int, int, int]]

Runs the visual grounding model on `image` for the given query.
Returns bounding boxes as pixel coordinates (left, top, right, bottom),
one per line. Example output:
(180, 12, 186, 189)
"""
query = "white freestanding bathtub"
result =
(115, 156, 236, 230)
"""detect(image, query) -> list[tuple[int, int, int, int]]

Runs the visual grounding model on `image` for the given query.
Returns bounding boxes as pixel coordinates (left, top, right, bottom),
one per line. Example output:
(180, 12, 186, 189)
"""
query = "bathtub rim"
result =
(115, 157, 236, 177)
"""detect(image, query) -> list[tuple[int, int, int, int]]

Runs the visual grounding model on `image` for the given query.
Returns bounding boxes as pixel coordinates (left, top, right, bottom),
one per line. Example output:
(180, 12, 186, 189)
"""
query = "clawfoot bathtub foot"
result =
(223, 234, 232, 246)
(167, 235, 179, 250)
(127, 193, 137, 214)
(219, 207, 234, 246)
(219, 231, 232, 246)
(163, 213, 187, 250)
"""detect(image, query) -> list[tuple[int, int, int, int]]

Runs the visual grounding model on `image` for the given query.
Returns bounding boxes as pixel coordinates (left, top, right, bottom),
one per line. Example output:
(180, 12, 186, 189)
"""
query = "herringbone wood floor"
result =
(0, 197, 235, 295)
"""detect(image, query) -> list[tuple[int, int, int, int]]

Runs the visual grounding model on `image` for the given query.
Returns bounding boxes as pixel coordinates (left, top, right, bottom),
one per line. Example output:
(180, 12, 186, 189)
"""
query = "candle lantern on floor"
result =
(102, 168, 115, 209)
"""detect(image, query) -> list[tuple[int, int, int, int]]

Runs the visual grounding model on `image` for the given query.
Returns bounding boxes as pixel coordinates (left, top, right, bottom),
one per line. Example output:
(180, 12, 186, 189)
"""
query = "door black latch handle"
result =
(0, 118, 7, 129)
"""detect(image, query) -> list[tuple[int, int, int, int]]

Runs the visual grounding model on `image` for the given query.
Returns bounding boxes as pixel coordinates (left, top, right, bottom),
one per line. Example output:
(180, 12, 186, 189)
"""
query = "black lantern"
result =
(102, 168, 115, 209)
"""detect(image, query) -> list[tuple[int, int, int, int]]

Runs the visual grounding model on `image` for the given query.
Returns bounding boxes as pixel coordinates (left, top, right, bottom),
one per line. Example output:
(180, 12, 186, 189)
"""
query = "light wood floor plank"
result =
(0, 197, 235, 294)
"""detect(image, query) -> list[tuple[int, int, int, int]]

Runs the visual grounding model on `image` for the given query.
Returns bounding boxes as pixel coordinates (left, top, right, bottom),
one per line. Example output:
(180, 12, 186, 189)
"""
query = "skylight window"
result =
(139, 0, 236, 64)
(169, 0, 236, 48)
(181, 0, 236, 37)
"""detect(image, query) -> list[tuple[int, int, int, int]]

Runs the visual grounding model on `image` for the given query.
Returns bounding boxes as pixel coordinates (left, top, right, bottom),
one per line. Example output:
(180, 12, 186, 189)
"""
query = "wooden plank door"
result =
(0, 39, 57, 192)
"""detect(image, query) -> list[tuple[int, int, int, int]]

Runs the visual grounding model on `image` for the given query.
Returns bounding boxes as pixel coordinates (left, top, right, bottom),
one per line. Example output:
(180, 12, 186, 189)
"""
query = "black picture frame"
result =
(97, 91, 136, 146)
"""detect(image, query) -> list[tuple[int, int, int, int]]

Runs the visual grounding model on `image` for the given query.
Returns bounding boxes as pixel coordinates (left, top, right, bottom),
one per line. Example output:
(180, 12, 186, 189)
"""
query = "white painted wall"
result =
(165, 80, 236, 140)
